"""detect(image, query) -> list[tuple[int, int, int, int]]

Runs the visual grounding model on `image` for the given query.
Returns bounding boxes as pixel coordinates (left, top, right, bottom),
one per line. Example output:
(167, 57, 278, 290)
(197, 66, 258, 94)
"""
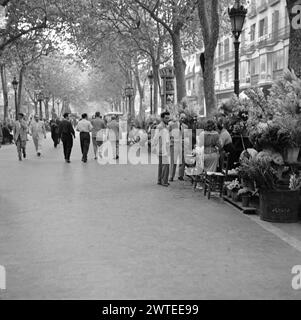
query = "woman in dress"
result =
(197, 119, 220, 172)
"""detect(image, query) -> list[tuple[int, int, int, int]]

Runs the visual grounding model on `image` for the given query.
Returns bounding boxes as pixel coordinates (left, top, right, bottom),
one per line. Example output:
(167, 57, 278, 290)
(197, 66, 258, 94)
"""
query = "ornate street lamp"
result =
(12, 76, 18, 120)
(228, 0, 247, 97)
(147, 70, 154, 114)
(37, 91, 44, 120)
(125, 85, 134, 116)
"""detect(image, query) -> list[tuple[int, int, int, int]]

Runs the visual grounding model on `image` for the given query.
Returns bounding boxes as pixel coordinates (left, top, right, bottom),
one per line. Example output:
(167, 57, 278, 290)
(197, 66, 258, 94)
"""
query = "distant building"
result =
(214, 0, 290, 104)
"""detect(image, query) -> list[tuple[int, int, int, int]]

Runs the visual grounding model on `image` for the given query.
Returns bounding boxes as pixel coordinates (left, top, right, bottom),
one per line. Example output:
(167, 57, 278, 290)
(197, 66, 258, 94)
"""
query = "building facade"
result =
(214, 0, 290, 104)
(184, 52, 205, 116)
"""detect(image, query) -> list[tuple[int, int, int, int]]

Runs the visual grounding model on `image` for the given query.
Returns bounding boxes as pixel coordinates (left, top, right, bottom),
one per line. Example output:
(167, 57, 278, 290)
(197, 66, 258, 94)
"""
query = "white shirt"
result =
(30, 121, 46, 138)
(76, 119, 93, 133)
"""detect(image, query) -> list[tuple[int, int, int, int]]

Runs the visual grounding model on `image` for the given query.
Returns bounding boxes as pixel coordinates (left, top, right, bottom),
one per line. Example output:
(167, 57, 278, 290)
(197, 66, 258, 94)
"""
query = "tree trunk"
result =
(0, 64, 9, 120)
(172, 30, 187, 104)
(198, 0, 219, 116)
(18, 66, 26, 114)
(203, 53, 217, 116)
(287, 0, 301, 78)
(152, 60, 160, 115)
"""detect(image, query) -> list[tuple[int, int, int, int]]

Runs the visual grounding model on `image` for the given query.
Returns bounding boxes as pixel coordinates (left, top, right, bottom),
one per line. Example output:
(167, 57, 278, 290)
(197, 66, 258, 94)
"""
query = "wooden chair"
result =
(204, 152, 230, 199)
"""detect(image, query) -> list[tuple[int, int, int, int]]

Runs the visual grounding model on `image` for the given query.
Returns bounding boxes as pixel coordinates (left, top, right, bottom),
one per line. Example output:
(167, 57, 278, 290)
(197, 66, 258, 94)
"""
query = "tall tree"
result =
(134, 0, 197, 104)
(197, 0, 220, 116)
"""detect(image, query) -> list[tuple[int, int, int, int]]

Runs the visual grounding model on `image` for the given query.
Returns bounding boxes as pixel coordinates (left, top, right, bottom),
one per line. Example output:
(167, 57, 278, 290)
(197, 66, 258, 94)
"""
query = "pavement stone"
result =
(0, 134, 301, 299)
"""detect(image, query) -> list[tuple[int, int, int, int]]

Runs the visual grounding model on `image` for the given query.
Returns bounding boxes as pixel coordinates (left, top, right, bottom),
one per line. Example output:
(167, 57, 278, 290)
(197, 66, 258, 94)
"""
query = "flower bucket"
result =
(241, 195, 250, 207)
(227, 188, 232, 198)
(231, 190, 239, 202)
(259, 190, 299, 223)
(284, 147, 300, 164)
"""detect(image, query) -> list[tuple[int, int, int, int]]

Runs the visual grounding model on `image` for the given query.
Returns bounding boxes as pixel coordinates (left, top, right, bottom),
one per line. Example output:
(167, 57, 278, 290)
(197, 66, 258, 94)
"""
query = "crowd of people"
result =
(0, 112, 119, 163)
(152, 111, 235, 188)
(1, 111, 237, 190)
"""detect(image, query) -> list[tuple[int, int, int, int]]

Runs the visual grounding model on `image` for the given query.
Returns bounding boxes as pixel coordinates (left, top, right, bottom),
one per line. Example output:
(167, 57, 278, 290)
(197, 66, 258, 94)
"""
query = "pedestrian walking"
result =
(76, 113, 93, 163)
(91, 112, 106, 160)
(107, 116, 120, 160)
(13, 113, 28, 161)
(58, 113, 75, 163)
(153, 111, 170, 187)
(50, 115, 61, 148)
(30, 115, 47, 157)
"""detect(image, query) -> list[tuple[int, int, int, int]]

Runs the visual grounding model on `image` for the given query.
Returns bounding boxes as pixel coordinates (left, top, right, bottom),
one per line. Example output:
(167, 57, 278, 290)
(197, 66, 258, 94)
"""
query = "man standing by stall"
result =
(153, 111, 171, 187)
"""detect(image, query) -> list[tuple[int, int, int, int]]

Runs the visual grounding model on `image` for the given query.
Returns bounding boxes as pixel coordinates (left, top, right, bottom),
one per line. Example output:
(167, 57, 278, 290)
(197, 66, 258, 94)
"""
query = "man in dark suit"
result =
(50, 115, 61, 148)
(58, 113, 75, 163)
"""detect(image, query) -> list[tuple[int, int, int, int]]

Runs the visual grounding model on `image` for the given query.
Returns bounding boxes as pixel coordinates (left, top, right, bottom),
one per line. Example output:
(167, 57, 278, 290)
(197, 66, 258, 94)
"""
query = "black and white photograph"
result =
(0, 0, 301, 305)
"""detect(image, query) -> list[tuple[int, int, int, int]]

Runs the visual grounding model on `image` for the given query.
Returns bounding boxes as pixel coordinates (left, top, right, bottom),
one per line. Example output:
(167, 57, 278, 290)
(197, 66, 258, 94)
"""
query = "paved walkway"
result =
(0, 134, 301, 299)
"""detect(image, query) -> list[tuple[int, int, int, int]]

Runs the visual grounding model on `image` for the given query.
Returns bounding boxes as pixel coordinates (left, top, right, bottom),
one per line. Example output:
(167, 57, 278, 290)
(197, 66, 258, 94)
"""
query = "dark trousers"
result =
(51, 129, 59, 147)
(61, 134, 73, 160)
(158, 155, 169, 185)
(80, 132, 90, 161)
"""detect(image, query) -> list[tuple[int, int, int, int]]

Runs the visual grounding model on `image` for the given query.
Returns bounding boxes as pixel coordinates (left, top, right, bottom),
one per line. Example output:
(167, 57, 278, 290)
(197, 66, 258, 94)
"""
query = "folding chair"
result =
(204, 152, 229, 199)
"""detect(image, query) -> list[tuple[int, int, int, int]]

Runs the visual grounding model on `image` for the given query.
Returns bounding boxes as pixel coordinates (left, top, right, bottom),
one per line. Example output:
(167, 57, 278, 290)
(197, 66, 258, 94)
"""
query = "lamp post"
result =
(228, 0, 247, 97)
(12, 76, 18, 120)
(147, 70, 154, 115)
(125, 85, 134, 117)
(37, 91, 44, 120)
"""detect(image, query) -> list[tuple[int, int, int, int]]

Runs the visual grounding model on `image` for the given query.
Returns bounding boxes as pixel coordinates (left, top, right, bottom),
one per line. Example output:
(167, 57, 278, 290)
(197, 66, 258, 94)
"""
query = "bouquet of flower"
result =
(289, 174, 301, 191)
(227, 179, 241, 191)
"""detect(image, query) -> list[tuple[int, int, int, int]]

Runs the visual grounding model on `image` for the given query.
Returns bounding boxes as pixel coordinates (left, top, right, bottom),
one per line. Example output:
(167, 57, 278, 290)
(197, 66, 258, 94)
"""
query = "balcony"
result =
(215, 82, 234, 92)
(258, 0, 268, 13)
(243, 25, 290, 53)
(214, 51, 235, 65)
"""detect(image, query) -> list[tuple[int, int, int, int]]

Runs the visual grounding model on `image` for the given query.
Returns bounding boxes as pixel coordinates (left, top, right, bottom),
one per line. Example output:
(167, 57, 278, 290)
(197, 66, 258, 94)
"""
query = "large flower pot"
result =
(227, 188, 232, 198)
(231, 190, 239, 202)
(259, 190, 299, 223)
(284, 147, 300, 164)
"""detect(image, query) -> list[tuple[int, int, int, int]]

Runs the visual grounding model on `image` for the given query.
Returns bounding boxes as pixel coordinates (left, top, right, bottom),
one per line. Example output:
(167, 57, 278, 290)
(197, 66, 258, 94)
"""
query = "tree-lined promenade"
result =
(0, 0, 300, 122)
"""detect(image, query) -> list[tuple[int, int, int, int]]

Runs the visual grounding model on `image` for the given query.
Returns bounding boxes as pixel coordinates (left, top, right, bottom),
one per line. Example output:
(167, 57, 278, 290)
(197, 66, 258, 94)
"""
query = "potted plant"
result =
(228, 179, 241, 202)
(242, 157, 299, 223)
(224, 181, 232, 197)
(238, 188, 252, 207)
(281, 117, 301, 163)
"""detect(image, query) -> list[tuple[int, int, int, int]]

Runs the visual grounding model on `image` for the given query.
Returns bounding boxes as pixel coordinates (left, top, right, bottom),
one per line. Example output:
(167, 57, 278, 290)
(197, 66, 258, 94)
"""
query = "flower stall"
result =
(221, 70, 301, 222)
